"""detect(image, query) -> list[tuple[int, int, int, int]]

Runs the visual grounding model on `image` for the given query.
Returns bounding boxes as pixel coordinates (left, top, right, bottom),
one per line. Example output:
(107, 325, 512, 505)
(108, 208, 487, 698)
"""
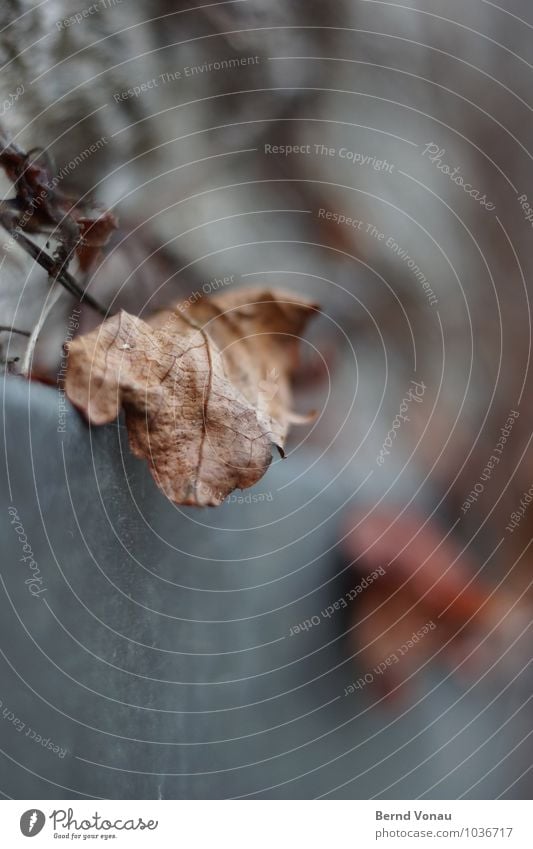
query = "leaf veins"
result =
(65, 288, 318, 506)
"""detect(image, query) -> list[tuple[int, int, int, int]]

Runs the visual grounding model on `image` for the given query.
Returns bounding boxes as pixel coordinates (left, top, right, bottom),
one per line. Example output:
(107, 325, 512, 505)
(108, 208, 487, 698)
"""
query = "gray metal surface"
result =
(0, 376, 528, 799)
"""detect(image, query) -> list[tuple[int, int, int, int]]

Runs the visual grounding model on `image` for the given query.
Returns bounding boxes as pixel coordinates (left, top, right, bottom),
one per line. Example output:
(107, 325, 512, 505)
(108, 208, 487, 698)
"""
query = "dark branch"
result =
(0, 221, 108, 316)
(0, 325, 31, 336)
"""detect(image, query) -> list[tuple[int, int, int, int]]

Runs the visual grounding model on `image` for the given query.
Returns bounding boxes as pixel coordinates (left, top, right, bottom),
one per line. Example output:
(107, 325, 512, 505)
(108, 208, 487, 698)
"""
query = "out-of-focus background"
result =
(0, 0, 532, 799)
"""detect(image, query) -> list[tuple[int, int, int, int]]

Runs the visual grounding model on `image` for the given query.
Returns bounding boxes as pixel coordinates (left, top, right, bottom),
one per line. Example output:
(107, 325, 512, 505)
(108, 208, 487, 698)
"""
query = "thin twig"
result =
(0, 325, 30, 336)
(1, 223, 108, 316)
(20, 280, 63, 377)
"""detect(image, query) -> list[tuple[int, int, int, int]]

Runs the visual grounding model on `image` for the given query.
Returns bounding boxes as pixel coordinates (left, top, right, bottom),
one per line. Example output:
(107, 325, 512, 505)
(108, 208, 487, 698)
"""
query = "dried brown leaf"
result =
(65, 288, 318, 506)
(0, 137, 118, 272)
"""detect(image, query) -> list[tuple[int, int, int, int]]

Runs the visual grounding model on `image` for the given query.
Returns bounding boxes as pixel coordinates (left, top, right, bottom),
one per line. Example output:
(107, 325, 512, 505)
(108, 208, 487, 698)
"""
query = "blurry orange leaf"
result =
(341, 508, 525, 700)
